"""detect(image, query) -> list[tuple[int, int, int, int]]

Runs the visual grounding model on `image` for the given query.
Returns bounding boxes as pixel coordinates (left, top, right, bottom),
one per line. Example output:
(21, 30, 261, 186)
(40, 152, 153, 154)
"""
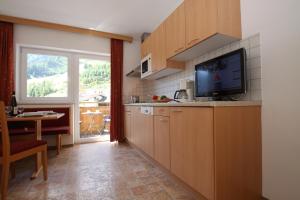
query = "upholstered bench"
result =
(8, 107, 71, 155)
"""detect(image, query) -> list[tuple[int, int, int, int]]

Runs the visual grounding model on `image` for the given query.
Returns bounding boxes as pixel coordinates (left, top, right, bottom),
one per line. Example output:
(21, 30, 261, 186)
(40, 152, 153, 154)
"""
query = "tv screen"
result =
(195, 48, 246, 97)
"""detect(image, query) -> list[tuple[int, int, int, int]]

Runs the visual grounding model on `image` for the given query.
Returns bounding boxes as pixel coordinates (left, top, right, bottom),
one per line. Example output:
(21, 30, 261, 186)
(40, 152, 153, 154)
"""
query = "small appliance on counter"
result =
(174, 79, 195, 102)
(174, 89, 188, 102)
(130, 96, 140, 103)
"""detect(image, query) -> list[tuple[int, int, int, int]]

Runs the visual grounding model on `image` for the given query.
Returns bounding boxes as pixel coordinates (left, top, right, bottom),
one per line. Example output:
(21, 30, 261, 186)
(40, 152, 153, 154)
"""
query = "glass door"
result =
(74, 55, 111, 143)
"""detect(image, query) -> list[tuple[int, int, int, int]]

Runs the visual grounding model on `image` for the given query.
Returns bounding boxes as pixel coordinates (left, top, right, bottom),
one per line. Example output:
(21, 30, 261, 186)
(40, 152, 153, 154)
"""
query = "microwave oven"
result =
(141, 54, 152, 78)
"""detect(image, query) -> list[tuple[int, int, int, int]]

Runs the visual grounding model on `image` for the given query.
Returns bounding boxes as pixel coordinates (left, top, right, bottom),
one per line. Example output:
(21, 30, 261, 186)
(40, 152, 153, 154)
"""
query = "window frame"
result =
(19, 47, 74, 103)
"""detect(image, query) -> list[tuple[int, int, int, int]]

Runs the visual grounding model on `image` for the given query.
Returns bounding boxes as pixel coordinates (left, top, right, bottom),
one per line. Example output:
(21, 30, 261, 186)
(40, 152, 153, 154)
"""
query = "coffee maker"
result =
(173, 79, 194, 102)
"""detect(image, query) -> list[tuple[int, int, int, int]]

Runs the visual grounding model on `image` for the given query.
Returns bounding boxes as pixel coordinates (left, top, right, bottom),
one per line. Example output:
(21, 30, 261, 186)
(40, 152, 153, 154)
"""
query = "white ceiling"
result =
(0, 0, 183, 40)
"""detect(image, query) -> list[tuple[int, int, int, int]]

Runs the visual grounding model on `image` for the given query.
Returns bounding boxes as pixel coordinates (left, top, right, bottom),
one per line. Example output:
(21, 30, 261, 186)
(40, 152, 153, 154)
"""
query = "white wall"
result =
(13, 25, 141, 145)
(241, 0, 300, 199)
(123, 40, 141, 102)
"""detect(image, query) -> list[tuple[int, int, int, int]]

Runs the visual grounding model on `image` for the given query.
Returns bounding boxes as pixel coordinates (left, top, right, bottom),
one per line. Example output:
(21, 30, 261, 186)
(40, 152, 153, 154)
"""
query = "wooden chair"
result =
(0, 102, 48, 200)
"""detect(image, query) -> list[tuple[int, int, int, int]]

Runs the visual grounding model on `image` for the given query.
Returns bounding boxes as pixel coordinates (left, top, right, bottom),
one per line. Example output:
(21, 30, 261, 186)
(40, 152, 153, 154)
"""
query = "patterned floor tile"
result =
(6, 142, 197, 200)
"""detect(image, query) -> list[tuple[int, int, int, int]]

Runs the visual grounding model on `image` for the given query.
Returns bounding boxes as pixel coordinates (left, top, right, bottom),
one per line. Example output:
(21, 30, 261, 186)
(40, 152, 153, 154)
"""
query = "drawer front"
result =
(125, 106, 132, 112)
(154, 107, 170, 116)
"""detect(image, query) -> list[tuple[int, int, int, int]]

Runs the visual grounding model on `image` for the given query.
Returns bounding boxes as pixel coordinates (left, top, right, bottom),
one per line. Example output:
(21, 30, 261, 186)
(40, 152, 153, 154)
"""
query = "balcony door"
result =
(74, 54, 111, 143)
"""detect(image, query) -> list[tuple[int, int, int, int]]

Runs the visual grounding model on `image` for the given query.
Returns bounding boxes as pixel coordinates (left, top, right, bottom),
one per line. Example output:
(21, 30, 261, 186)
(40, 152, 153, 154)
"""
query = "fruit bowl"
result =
(152, 95, 172, 103)
(152, 98, 172, 103)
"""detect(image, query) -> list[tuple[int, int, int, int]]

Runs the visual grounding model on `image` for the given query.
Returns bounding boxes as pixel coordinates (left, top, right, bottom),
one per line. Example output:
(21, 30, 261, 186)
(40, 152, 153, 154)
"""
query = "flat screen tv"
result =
(195, 48, 246, 98)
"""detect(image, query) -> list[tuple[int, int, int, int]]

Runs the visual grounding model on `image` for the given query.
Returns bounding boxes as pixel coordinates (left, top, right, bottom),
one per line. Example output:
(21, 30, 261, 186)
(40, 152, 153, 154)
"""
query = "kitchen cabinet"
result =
(165, 3, 186, 59)
(154, 107, 170, 170)
(141, 36, 152, 59)
(151, 23, 167, 72)
(140, 23, 185, 80)
(141, 0, 242, 63)
(131, 106, 154, 157)
(184, 0, 241, 50)
(124, 111, 132, 142)
(185, 0, 218, 48)
(213, 107, 262, 200)
(126, 105, 261, 200)
(142, 112, 154, 157)
(170, 107, 214, 199)
(132, 106, 143, 149)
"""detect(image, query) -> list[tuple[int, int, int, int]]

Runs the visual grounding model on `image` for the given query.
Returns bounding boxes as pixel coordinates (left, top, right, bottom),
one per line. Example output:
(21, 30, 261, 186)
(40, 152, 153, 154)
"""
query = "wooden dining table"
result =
(7, 113, 65, 179)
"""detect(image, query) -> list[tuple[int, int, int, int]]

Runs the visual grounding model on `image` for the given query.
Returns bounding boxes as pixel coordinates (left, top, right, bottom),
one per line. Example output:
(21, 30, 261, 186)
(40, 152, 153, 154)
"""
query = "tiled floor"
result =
(7, 142, 198, 200)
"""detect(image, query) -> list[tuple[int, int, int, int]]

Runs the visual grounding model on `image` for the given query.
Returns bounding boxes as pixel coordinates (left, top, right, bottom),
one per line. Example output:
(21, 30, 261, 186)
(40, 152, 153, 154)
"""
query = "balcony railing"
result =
(79, 102, 110, 138)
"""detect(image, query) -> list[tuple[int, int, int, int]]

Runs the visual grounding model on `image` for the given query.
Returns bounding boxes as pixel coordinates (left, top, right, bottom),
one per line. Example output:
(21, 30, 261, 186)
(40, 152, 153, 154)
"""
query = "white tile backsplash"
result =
(127, 34, 262, 103)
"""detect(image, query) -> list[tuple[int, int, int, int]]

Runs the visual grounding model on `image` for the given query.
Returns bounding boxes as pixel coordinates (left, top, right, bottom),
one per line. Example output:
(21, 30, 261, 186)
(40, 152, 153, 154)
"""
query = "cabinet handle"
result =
(171, 110, 183, 113)
(174, 47, 184, 53)
(160, 118, 169, 122)
(188, 38, 200, 46)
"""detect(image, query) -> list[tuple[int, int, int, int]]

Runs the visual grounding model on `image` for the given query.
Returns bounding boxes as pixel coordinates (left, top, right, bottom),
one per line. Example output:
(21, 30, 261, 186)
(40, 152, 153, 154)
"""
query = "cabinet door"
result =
(142, 114, 154, 157)
(141, 36, 152, 59)
(132, 107, 154, 157)
(125, 111, 131, 142)
(165, 3, 186, 59)
(151, 23, 166, 72)
(131, 106, 141, 147)
(154, 116, 170, 170)
(185, 0, 217, 48)
(170, 107, 214, 199)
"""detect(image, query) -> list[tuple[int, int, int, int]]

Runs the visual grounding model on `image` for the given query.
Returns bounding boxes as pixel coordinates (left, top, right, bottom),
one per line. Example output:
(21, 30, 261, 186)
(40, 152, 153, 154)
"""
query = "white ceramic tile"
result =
(137, 34, 262, 101)
(250, 46, 260, 58)
(240, 39, 250, 49)
(251, 68, 262, 79)
(250, 34, 260, 48)
(251, 79, 261, 90)
(247, 57, 261, 68)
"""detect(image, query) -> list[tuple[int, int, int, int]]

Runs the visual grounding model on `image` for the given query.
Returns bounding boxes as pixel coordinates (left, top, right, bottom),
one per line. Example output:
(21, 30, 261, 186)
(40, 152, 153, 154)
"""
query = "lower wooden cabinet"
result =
(154, 115, 170, 170)
(213, 107, 262, 200)
(125, 105, 262, 200)
(170, 107, 214, 199)
(131, 106, 154, 157)
(124, 111, 132, 142)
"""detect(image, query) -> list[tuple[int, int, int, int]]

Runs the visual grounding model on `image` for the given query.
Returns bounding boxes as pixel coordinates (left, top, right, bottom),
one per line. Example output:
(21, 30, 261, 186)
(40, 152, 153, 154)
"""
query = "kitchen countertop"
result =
(124, 101, 261, 107)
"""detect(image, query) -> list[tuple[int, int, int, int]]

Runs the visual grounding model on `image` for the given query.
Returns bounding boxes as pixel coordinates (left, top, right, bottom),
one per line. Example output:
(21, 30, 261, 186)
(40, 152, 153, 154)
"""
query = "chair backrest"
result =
(0, 101, 11, 159)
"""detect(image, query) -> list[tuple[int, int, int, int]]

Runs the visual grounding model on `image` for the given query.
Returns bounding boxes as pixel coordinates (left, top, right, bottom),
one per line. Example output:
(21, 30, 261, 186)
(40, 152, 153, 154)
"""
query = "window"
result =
(20, 48, 72, 102)
(27, 54, 68, 97)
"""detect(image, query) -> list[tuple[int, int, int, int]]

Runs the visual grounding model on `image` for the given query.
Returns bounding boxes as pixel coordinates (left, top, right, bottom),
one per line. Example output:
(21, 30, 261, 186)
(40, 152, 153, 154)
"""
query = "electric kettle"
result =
(173, 89, 188, 101)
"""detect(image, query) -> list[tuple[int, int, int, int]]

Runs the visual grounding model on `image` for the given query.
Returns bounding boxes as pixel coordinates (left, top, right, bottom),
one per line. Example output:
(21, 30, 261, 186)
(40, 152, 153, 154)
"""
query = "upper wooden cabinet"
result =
(185, 0, 241, 49)
(165, 3, 186, 59)
(151, 23, 167, 72)
(140, 0, 241, 77)
(140, 23, 185, 79)
(141, 36, 151, 59)
(185, 0, 218, 48)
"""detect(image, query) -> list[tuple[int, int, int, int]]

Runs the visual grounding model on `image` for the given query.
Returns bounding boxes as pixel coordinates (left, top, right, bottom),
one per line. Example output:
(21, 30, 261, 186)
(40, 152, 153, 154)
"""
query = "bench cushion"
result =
(9, 128, 36, 136)
(0, 140, 47, 156)
(9, 126, 70, 136)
